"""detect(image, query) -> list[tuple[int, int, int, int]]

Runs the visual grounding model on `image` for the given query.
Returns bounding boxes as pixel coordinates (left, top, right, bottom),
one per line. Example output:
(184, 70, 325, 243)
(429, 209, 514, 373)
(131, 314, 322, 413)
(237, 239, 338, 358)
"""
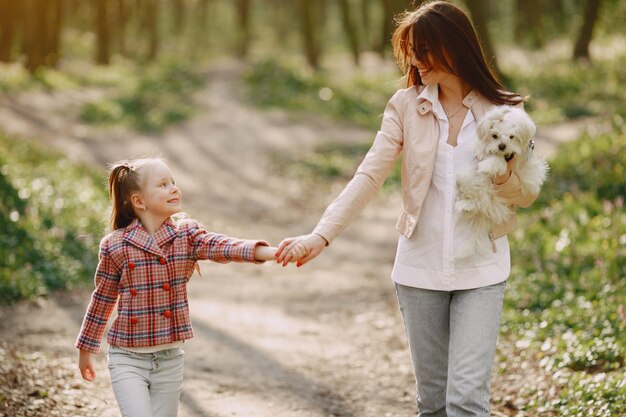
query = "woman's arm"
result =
(492, 156, 539, 208)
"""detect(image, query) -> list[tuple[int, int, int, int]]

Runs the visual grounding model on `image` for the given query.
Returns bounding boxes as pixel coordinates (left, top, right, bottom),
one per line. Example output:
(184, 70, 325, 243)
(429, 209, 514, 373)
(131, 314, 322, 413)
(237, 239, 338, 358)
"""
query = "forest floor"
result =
(0, 59, 586, 417)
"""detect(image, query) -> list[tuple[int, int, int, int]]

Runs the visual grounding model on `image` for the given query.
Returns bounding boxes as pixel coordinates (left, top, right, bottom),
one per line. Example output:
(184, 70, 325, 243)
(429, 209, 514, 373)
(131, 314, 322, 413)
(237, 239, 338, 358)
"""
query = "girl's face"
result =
(136, 160, 181, 218)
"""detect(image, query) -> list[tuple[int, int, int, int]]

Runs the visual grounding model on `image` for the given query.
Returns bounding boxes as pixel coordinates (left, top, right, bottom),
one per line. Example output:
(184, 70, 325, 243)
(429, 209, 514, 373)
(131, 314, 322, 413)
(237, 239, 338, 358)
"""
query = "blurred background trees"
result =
(0, 0, 622, 74)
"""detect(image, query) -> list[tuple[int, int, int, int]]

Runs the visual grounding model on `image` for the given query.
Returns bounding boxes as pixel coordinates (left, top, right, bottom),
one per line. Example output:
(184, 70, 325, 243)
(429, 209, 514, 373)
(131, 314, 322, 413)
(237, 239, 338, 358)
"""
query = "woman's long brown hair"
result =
(392, 1, 522, 105)
(107, 159, 151, 231)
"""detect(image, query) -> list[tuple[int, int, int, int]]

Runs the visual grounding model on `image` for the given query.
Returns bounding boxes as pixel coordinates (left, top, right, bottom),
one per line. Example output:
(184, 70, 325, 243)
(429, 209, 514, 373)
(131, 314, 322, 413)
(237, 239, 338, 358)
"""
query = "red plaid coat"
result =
(75, 218, 268, 354)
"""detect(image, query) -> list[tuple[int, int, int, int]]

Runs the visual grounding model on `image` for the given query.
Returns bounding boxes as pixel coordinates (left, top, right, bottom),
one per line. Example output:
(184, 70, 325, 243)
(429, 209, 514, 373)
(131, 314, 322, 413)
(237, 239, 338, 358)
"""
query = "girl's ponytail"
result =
(108, 160, 145, 231)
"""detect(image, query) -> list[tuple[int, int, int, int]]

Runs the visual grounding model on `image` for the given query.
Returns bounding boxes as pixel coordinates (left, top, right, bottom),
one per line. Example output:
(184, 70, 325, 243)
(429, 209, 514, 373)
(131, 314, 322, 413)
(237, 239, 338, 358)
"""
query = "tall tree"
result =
(23, 0, 48, 72)
(360, 0, 372, 50)
(300, 0, 323, 69)
(116, 0, 128, 56)
(144, 0, 159, 61)
(339, 0, 361, 65)
(44, 0, 64, 67)
(235, 0, 251, 58)
(514, 0, 543, 48)
(0, 0, 20, 62)
(464, 0, 501, 78)
(94, 0, 110, 64)
(573, 0, 603, 61)
(378, 0, 407, 57)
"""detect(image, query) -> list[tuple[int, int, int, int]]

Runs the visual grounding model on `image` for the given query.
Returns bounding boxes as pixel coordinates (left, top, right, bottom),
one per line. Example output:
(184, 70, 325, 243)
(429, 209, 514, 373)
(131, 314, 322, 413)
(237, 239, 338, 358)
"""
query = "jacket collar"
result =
(123, 218, 178, 256)
(415, 84, 489, 119)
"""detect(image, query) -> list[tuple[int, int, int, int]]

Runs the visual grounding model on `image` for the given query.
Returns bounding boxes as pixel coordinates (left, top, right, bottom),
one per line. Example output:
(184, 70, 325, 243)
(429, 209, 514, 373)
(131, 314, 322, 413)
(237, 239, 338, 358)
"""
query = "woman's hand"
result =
(493, 155, 515, 185)
(78, 349, 96, 381)
(275, 233, 327, 267)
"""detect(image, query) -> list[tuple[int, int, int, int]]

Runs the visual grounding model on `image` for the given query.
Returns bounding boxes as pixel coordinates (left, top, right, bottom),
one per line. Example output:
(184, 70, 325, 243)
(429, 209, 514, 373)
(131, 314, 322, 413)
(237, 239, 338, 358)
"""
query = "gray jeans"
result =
(395, 281, 506, 417)
(108, 346, 185, 417)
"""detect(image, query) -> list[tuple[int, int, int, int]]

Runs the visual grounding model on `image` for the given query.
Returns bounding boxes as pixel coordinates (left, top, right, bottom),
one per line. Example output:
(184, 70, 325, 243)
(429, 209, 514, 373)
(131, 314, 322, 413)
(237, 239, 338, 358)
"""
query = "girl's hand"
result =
(254, 245, 279, 262)
(78, 349, 96, 382)
(276, 234, 327, 267)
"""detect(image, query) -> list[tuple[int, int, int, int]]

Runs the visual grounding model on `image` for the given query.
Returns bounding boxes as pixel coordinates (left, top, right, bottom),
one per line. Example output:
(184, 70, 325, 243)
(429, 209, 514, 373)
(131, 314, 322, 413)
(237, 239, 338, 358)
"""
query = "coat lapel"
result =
(123, 218, 178, 257)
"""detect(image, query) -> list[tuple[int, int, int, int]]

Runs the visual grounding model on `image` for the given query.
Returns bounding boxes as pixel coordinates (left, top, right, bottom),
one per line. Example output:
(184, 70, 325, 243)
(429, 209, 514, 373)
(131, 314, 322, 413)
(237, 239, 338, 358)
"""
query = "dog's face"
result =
(475, 106, 536, 160)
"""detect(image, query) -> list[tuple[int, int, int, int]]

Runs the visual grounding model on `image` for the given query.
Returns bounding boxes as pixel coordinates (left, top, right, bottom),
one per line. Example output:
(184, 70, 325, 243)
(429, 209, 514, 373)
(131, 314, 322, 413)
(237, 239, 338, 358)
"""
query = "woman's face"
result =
(408, 32, 454, 86)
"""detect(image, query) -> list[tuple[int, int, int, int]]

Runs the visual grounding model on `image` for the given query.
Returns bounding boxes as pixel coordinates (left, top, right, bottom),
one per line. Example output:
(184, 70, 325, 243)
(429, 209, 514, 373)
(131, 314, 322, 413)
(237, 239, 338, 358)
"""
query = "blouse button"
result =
(162, 283, 171, 291)
(163, 310, 172, 318)
(159, 257, 167, 265)
(128, 262, 136, 269)
(130, 317, 138, 325)
(130, 288, 138, 297)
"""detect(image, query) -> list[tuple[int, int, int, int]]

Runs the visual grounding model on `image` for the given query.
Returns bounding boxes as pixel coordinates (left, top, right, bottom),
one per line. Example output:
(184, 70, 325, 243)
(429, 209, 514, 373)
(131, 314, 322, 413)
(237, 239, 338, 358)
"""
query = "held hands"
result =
(78, 349, 96, 382)
(275, 233, 327, 267)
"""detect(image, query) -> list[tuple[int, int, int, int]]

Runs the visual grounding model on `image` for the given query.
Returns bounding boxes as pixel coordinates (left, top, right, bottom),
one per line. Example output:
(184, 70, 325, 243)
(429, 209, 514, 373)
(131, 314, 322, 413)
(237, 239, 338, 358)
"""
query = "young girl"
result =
(75, 157, 286, 417)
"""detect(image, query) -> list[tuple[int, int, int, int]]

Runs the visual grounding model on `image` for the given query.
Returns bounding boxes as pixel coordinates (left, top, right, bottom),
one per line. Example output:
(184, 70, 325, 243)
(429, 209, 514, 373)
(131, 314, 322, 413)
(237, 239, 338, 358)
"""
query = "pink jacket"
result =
(313, 86, 537, 244)
(75, 218, 268, 354)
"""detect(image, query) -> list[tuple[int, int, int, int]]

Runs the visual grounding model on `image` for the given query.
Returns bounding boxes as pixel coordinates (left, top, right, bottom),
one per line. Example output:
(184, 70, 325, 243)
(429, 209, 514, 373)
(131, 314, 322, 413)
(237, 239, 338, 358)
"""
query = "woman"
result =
(276, 2, 538, 416)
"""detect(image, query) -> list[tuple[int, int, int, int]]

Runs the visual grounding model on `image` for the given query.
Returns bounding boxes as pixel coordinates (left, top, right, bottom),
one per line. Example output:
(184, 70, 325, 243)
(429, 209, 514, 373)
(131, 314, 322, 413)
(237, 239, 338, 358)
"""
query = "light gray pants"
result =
(395, 281, 506, 417)
(107, 346, 185, 417)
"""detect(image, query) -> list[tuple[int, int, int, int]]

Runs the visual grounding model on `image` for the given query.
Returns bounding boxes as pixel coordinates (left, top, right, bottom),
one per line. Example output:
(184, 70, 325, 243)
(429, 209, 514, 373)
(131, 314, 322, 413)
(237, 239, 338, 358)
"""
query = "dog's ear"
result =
(513, 108, 536, 143)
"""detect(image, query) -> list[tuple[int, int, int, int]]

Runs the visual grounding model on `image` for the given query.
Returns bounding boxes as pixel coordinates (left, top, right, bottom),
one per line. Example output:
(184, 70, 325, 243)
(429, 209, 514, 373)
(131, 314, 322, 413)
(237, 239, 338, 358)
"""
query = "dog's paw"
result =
(455, 198, 478, 213)
(477, 157, 507, 176)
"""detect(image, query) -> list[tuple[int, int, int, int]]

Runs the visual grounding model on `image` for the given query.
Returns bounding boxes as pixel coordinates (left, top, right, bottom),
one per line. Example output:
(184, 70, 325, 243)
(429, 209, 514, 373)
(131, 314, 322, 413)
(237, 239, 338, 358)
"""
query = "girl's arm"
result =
(184, 219, 270, 264)
(75, 238, 121, 355)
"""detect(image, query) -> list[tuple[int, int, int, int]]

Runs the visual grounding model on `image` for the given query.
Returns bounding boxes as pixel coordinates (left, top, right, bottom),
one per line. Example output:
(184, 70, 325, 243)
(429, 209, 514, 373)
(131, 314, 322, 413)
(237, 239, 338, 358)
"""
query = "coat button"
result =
(130, 288, 138, 297)
(159, 257, 166, 265)
(162, 283, 171, 291)
(163, 310, 172, 318)
(128, 262, 136, 269)
(130, 317, 138, 325)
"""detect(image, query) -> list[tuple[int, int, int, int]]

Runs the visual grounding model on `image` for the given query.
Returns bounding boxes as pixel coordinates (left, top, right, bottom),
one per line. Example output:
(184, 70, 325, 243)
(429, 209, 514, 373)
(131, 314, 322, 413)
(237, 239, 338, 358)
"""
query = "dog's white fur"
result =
(455, 106, 548, 258)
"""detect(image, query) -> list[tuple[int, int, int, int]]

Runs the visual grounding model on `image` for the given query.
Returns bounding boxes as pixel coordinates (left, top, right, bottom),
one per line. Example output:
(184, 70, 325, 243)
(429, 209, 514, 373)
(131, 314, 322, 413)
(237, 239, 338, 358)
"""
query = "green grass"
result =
(244, 57, 396, 131)
(80, 62, 207, 132)
(500, 120, 626, 415)
(0, 133, 108, 302)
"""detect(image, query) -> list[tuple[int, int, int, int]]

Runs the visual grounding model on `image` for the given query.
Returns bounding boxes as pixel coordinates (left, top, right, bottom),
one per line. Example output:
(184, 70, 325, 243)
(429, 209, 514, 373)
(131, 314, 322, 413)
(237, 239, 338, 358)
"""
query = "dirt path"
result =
(0, 60, 586, 417)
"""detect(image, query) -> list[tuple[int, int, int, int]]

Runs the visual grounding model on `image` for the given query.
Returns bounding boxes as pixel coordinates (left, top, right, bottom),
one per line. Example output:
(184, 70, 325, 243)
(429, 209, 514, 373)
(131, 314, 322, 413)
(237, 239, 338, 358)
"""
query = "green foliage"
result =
(244, 58, 396, 131)
(80, 62, 206, 132)
(0, 133, 108, 302)
(502, 121, 626, 414)
(509, 55, 626, 124)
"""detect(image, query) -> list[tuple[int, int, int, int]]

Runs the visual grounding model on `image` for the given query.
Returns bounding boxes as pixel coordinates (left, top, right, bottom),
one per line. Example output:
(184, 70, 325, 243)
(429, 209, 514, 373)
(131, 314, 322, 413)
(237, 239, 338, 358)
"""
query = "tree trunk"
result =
(116, 0, 128, 55)
(377, 0, 406, 57)
(464, 0, 501, 78)
(514, 0, 543, 48)
(172, 0, 185, 34)
(573, 0, 602, 61)
(94, 0, 110, 64)
(300, 0, 322, 70)
(0, 0, 19, 62)
(360, 0, 371, 50)
(45, 0, 64, 67)
(235, 0, 251, 58)
(339, 0, 361, 65)
(24, 0, 47, 72)
(144, 0, 159, 61)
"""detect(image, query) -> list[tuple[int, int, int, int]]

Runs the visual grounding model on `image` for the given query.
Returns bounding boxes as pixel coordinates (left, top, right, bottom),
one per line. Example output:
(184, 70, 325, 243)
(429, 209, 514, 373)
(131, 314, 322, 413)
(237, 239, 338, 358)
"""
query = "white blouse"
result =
(391, 85, 510, 291)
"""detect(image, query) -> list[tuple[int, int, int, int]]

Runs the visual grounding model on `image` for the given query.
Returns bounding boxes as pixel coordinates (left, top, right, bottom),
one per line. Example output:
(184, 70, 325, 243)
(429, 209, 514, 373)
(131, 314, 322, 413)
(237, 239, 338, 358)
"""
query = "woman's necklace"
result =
(443, 103, 465, 120)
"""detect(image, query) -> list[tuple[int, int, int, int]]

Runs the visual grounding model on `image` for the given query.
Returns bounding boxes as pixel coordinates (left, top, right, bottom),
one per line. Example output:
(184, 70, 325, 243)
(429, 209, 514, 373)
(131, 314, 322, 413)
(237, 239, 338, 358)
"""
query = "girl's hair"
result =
(391, 1, 522, 105)
(107, 158, 156, 231)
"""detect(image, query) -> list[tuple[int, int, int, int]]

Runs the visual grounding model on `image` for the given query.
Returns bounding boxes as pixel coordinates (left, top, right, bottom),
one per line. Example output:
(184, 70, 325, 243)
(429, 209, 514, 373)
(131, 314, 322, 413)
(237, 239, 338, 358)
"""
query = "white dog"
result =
(455, 105, 548, 257)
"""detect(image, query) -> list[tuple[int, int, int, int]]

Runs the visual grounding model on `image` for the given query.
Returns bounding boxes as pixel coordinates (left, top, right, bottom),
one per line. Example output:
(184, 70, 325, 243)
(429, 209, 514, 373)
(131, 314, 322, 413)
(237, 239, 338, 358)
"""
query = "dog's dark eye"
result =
(492, 133, 498, 139)
(509, 135, 514, 139)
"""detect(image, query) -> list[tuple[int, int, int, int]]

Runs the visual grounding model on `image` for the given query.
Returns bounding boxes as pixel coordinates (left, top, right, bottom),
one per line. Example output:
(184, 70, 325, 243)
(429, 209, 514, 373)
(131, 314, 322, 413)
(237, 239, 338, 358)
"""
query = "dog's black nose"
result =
(498, 144, 507, 151)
